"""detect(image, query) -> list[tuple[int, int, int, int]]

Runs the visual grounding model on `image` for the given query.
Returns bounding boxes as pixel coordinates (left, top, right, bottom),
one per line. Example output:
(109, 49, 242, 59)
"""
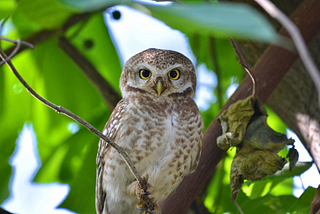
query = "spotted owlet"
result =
(96, 48, 203, 214)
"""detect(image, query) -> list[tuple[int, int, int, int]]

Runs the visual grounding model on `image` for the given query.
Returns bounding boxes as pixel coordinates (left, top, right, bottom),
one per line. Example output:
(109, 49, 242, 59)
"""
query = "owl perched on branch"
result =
(96, 48, 203, 214)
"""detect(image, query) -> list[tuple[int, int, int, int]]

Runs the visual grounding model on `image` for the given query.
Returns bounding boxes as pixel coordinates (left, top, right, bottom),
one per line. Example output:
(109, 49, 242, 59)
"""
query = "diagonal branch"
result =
(160, 0, 320, 212)
(0, 37, 34, 65)
(254, 0, 320, 108)
(0, 41, 146, 205)
(58, 36, 121, 110)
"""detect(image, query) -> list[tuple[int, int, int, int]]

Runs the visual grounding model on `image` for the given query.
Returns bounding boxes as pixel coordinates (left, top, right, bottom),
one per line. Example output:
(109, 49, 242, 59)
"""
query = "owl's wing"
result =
(95, 99, 129, 214)
(189, 104, 204, 173)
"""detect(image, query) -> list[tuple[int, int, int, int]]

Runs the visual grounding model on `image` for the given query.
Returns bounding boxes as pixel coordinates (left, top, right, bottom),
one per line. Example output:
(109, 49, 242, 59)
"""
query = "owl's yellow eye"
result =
(168, 69, 180, 80)
(139, 69, 151, 79)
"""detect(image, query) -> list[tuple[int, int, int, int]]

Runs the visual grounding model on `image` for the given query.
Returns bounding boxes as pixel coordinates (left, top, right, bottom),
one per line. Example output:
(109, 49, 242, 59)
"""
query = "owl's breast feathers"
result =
(96, 93, 203, 213)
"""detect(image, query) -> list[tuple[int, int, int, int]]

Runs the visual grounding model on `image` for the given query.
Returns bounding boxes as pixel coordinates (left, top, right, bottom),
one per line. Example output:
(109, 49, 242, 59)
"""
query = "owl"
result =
(96, 48, 203, 214)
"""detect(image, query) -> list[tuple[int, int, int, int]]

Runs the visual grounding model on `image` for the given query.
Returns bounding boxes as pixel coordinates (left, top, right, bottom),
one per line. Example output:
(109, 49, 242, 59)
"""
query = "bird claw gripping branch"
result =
(135, 174, 158, 214)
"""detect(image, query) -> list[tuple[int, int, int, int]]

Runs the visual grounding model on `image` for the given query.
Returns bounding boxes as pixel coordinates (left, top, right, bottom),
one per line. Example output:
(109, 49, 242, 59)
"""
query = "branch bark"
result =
(254, 0, 320, 108)
(266, 35, 320, 171)
(311, 185, 320, 214)
(0, 44, 152, 211)
(58, 36, 121, 110)
(3, 13, 90, 57)
(160, 0, 320, 212)
(232, 0, 320, 171)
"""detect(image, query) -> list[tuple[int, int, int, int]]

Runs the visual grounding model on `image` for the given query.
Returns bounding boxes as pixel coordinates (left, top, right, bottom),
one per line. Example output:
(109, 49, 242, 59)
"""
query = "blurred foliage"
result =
(0, 0, 16, 20)
(0, 0, 315, 213)
(149, 2, 276, 42)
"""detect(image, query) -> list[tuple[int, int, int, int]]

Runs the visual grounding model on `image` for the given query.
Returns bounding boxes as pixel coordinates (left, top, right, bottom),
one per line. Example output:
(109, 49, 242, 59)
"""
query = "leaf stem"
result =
(228, 37, 257, 102)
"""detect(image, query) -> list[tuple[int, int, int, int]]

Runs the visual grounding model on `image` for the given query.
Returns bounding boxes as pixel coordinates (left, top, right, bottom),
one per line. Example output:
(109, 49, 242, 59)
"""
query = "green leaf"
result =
(10, 6, 42, 37)
(249, 162, 312, 184)
(59, 139, 97, 213)
(0, 0, 16, 19)
(265, 106, 287, 134)
(58, 111, 109, 183)
(0, 155, 12, 203)
(59, 0, 122, 12)
(204, 149, 237, 213)
(58, 127, 97, 182)
(288, 187, 316, 214)
(0, 57, 33, 203)
(68, 13, 122, 93)
(240, 194, 297, 214)
(148, 2, 277, 42)
(0, 67, 5, 119)
(245, 162, 312, 198)
(27, 37, 108, 183)
(196, 37, 244, 128)
(16, 0, 74, 29)
(211, 37, 243, 96)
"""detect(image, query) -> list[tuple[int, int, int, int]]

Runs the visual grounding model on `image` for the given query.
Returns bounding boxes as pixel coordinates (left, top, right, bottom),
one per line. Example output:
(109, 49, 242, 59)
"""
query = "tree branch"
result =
(311, 185, 320, 214)
(254, 0, 320, 108)
(0, 38, 34, 66)
(3, 13, 90, 57)
(160, 0, 320, 212)
(58, 36, 121, 110)
(0, 41, 150, 210)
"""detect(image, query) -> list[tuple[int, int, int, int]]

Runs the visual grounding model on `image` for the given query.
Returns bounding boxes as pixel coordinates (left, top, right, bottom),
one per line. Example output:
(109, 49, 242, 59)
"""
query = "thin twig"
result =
(0, 39, 146, 196)
(254, 0, 320, 107)
(228, 37, 257, 102)
(233, 200, 244, 214)
(3, 13, 90, 58)
(0, 37, 34, 65)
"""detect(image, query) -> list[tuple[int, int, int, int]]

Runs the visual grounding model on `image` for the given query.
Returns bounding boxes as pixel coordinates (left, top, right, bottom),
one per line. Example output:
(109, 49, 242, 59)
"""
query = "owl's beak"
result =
(155, 77, 165, 96)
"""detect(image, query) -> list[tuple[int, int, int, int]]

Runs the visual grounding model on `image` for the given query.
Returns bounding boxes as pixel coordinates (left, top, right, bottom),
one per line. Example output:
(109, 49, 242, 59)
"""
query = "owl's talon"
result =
(135, 174, 158, 213)
(148, 210, 158, 214)
(142, 191, 151, 196)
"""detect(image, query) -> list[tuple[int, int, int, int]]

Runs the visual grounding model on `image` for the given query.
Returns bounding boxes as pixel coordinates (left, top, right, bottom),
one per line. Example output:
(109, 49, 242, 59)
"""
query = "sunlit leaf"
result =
(245, 162, 312, 199)
(288, 187, 316, 213)
(190, 36, 244, 121)
(58, 111, 109, 183)
(148, 2, 277, 42)
(240, 194, 296, 214)
(59, 0, 122, 12)
(0, 54, 35, 203)
(58, 127, 96, 182)
(68, 13, 122, 93)
(1, 1, 317, 213)
(265, 106, 287, 134)
(16, 0, 74, 29)
(0, 68, 5, 119)
(247, 162, 312, 184)
(59, 139, 97, 213)
(204, 149, 236, 213)
(28, 38, 108, 183)
(0, 0, 16, 19)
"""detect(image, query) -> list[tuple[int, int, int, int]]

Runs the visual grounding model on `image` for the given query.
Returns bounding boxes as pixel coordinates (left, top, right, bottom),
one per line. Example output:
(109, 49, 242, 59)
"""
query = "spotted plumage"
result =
(96, 48, 203, 214)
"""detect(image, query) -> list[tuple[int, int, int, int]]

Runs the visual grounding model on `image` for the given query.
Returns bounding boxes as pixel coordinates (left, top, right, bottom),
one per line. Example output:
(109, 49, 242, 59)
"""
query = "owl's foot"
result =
(135, 174, 158, 214)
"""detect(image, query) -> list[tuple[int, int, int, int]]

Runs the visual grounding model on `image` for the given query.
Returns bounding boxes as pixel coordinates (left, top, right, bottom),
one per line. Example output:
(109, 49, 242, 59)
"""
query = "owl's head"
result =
(120, 48, 196, 99)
